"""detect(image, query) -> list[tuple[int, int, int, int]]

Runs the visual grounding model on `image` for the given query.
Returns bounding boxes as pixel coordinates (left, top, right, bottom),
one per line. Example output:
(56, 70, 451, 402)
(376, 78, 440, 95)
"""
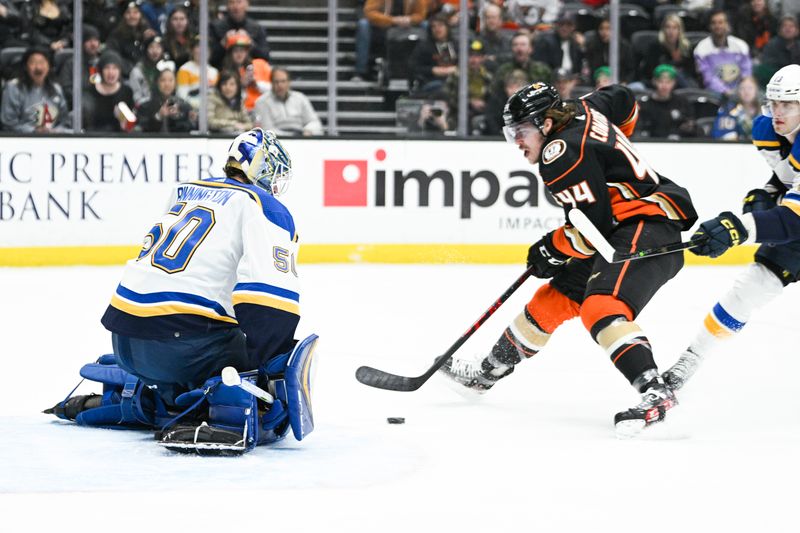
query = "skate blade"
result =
(615, 419, 646, 439)
(436, 371, 487, 402)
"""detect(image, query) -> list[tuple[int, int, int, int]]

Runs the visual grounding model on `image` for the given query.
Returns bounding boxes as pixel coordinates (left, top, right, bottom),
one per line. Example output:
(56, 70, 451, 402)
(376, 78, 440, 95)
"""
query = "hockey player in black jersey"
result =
(439, 82, 699, 437)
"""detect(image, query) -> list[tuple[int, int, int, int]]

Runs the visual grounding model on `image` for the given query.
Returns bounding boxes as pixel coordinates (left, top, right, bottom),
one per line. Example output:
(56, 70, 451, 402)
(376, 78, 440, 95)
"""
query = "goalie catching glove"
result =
(527, 232, 568, 278)
(689, 211, 750, 258)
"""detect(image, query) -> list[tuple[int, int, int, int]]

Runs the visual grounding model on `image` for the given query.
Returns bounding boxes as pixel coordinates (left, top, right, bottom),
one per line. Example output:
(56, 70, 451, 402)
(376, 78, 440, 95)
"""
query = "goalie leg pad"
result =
(46, 355, 170, 429)
(273, 334, 319, 441)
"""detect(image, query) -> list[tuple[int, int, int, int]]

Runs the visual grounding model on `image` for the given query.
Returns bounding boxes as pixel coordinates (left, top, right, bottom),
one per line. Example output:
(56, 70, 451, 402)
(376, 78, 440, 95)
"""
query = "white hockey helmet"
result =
(225, 128, 292, 196)
(766, 64, 800, 102)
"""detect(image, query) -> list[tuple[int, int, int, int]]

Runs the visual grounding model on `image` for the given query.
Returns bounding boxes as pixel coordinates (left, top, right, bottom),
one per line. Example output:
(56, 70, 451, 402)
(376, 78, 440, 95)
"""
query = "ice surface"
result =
(1, 264, 799, 532)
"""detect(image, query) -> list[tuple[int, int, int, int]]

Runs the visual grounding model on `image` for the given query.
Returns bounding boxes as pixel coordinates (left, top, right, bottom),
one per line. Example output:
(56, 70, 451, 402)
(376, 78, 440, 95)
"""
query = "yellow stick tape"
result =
(0, 244, 757, 267)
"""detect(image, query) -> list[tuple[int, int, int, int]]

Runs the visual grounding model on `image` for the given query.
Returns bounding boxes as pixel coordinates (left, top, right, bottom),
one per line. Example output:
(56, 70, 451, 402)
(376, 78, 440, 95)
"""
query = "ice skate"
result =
(614, 377, 677, 438)
(662, 348, 703, 391)
(438, 354, 513, 396)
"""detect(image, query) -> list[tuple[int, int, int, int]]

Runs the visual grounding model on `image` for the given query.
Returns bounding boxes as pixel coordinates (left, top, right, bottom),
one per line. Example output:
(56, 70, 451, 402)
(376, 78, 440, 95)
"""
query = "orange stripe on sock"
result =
(504, 330, 539, 357)
(703, 313, 731, 338)
(612, 340, 647, 364)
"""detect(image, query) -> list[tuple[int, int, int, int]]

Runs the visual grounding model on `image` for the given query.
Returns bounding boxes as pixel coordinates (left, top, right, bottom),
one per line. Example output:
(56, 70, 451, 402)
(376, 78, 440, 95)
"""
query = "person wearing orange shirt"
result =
(222, 29, 271, 113)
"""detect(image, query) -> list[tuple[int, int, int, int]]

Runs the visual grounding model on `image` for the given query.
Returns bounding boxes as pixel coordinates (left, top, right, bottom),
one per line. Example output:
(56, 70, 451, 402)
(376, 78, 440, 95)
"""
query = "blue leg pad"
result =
(283, 334, 319, 441)
(48, 354, 170, 428)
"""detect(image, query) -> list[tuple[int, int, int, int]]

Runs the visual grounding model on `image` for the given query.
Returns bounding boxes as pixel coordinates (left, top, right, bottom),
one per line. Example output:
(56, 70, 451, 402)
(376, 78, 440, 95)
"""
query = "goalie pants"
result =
(112, 328, 258, 406)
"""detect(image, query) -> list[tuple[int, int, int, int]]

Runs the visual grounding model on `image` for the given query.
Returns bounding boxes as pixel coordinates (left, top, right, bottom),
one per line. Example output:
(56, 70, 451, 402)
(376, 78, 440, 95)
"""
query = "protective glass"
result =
(502, 121, 539, 144)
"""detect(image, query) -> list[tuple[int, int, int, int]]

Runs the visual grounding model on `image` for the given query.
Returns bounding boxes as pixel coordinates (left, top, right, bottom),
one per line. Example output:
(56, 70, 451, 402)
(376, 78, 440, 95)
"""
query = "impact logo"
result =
(323, 149, 384, 206)
(322, 148, 561, 219)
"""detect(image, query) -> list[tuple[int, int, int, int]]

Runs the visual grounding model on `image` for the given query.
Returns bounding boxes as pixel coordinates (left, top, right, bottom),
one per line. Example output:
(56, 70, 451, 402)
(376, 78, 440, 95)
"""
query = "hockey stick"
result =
(221, 367, 274, 404)
(567, 209, 705, 263)
(355, 265, 536, 392)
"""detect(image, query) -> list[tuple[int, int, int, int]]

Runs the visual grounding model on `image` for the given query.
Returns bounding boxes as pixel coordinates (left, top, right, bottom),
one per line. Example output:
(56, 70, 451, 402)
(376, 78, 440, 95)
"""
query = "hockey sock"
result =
(689, 262, 783, 357)
(596, 318, 657, 387)
(487, 308, 551, 375)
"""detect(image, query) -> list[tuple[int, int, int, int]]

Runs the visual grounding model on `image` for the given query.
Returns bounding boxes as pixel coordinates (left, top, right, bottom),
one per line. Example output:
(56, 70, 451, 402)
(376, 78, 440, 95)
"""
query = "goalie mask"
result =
(226, 128, 293, 196)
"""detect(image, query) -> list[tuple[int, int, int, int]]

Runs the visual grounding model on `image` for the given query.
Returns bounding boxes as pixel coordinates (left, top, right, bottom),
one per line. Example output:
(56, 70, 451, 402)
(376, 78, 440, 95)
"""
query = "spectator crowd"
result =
(0, 0, 323, 135)
(2, 0, 800, 140)
(357, 0, 800, 140)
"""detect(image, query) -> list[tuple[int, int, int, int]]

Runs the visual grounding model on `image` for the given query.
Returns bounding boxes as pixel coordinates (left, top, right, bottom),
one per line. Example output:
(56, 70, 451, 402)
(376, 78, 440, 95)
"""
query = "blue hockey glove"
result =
(742, 188, 776, 214)
(527, 233, 568, 278)
(689, 211, 749, 258)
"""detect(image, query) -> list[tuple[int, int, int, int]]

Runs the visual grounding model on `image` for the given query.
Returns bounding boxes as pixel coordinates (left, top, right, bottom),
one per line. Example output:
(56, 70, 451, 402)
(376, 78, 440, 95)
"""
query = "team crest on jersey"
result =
(542, 139, 566, 164)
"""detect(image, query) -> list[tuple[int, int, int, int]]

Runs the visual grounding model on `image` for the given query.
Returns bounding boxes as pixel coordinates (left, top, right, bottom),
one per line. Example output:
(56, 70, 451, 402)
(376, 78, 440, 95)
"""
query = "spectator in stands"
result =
(506, 0, 560, 28)
(57, 24, 103, 104)
(711, 75, 760, 141)
(1, 47, 69, 132)
(210, 0, 270, 68)
(354, 0, 428, 80)
(253, 67, 323, 136)
(221, 30, 271, 113)
(637, 64, 695, 140)
(409, 13, 457, 95)
(759, 14, 800, 85)
(553, 67, 579, 100)
(177, 36, 219, 110)
(24, 0, 72, 52)
(83, 50, 136, 132)
(484, 68, 529, 136)
(84, 0, 120, 42)
(164, 6, 194, 69)
(532, 12, 584, 80)
(593, 65, 612, 89)
(129, 35, 166, 106)
(137, 65, 195, 132)
(413, 100, 450, 134)
(493, 32, 551, 96)
(106, 1, 156, 76)
(445, 39, 493, 132)
(479, 3, 512, 73)
(208, 70, 252, 133)
(735, 0, 777, 60)
(639, 14, 697, 89)
(0, 1, 26, 51)
(693, 10, 752, 99)
(584, 18, 634, 84)
(140, 0, 172, 36)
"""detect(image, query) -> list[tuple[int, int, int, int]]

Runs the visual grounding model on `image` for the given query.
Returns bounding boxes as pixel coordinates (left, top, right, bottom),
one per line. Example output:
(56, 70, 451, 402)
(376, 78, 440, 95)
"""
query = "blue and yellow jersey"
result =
(102, 177, 300, 361)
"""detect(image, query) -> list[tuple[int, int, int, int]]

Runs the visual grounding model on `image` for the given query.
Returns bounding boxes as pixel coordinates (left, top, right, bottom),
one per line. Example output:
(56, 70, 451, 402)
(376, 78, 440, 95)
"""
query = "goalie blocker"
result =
(46, 334, 319, 456)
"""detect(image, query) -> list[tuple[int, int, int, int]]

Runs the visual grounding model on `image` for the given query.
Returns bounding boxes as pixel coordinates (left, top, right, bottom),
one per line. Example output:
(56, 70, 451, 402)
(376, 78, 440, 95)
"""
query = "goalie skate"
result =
(157, 422, 247, 456)
(437, 355, 512, 395)
(614, 378, 677, 438)
(662, 348, 703, 391)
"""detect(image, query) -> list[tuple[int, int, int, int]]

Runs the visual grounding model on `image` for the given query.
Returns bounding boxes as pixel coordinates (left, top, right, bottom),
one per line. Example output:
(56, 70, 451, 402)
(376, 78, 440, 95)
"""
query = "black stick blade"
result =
(355, 366, 423, 392)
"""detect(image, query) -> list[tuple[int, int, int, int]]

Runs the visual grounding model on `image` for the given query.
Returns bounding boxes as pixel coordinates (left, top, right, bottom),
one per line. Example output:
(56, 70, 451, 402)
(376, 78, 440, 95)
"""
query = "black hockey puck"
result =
(386, 417, 405, 424)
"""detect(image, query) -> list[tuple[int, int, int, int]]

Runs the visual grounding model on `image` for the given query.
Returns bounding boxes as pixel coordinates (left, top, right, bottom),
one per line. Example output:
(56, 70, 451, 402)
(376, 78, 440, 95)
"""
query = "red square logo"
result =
(324, 160, 368, 206)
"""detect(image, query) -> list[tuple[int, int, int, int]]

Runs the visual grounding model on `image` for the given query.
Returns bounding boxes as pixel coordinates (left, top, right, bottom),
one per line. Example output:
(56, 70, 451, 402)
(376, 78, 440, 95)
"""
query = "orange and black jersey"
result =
(539, 85, 698, 259)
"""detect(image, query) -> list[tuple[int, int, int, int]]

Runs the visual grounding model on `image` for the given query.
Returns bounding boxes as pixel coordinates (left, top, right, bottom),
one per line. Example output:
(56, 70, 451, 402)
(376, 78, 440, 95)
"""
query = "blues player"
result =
(46, 129, 318, 455)
(662, 65, 800, 389)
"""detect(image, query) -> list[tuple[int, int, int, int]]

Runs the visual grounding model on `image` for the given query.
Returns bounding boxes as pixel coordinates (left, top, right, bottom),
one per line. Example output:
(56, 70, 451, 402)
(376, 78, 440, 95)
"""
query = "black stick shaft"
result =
(612, 239, 703, 263)
(355, 265, 536, 391)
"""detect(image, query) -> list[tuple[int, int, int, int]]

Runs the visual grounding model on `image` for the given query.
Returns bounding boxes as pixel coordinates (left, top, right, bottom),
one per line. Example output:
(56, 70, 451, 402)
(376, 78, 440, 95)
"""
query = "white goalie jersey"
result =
(102, 177, 300, 360)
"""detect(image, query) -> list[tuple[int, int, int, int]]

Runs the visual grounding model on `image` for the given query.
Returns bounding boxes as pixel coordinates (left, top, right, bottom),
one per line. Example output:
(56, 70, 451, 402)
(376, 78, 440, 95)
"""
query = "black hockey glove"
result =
(689, 211, 749, 259)
(742, 188, 777, 214)
(527, 234, 568, 278)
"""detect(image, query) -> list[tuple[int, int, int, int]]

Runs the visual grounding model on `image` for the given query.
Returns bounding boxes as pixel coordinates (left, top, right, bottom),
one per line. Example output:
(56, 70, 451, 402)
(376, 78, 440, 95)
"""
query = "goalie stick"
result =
(567, 208, 705, 263)
(355, 265, 536, 392)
